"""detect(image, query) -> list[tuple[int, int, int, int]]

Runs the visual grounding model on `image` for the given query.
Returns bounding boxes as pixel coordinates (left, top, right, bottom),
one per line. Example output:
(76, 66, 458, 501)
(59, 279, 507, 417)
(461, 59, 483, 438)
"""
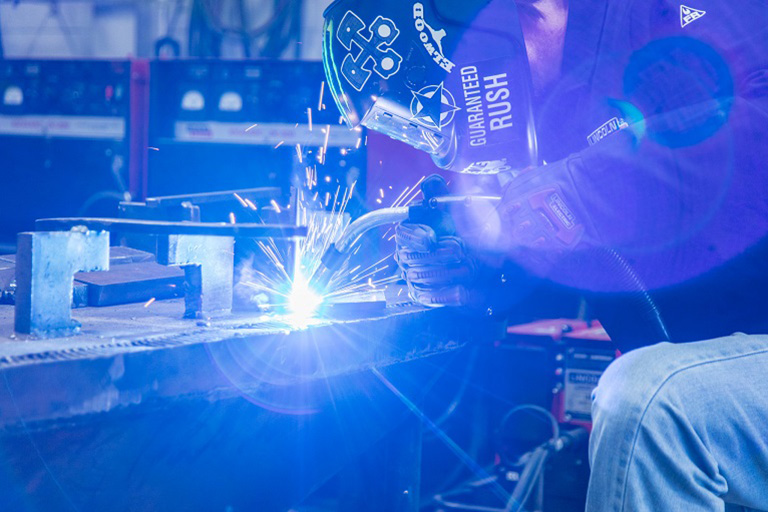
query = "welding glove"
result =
(395, 175, 503, 309)
(395, 165, 593, 310)
(395, 223, 477, 307)
(491, 165, 589, 274)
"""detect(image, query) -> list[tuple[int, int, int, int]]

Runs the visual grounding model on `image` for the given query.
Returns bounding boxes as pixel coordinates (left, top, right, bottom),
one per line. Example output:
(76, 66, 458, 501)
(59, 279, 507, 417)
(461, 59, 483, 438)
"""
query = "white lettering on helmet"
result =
(413, 3, 456, 73)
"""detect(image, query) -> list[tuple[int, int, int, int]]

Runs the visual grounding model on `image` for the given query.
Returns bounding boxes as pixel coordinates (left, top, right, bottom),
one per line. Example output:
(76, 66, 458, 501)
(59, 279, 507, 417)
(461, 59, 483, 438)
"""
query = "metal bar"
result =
(144, 187, 283, 207)
(35, 218, 307, 239)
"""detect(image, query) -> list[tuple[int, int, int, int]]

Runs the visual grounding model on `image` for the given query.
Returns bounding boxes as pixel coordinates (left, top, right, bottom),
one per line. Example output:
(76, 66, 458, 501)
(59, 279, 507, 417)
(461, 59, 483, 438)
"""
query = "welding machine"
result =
(414, 318, 614, 512)
(491, 319, 615, 511)
(0, 59, 149, 249)
(146, 59, 368, 216)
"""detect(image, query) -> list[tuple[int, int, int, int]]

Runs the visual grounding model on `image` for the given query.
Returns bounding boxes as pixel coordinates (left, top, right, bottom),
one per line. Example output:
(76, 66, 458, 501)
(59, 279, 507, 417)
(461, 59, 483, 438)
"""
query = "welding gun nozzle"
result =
(309, 244, 346, 292)
(307, 206, 411, 294)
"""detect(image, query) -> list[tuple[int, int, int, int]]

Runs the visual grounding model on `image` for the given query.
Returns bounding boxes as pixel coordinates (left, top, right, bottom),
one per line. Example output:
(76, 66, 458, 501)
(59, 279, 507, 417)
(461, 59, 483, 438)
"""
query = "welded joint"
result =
(15, 229, 110, 337)
(158, 235, 235, 319)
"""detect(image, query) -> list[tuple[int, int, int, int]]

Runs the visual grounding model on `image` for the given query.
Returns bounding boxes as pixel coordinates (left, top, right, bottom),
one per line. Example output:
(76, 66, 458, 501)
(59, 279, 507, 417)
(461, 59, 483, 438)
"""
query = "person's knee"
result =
(591, 342, 682, 436)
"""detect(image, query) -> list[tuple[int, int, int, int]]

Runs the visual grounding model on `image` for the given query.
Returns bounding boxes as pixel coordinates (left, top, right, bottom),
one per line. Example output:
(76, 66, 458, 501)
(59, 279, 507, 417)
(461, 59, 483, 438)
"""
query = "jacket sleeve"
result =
(500, 0, 768, 295)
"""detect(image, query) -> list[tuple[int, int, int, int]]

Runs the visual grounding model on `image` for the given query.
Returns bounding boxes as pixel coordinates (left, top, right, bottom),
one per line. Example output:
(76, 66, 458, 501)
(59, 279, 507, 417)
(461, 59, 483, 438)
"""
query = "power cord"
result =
(429, 405, 587, 512)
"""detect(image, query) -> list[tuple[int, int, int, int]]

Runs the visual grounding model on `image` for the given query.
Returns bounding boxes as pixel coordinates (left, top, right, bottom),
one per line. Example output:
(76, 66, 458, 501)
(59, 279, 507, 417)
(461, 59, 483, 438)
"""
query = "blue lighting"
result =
(287, 272, 323, 326)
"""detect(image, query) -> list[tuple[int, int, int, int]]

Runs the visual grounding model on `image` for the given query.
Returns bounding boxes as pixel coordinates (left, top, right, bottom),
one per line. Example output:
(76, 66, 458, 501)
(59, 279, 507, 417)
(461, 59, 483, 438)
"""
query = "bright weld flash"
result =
(287, 273, 323, 323)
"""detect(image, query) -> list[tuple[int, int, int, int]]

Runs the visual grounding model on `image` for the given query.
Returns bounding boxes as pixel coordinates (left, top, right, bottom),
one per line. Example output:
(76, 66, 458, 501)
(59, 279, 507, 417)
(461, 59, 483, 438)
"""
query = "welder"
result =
(322, 0, 768, 510)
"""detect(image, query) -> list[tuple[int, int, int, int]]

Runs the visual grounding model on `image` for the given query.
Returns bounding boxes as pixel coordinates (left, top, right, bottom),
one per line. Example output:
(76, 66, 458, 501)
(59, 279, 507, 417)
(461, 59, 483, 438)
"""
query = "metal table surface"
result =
(0, 298, 497, 512)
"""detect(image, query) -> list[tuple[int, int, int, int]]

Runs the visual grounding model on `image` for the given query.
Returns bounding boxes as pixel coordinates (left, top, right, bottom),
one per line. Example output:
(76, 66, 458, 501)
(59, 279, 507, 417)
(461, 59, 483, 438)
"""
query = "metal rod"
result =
(144, 187, 282, 207)
(35, 218, 307, 239)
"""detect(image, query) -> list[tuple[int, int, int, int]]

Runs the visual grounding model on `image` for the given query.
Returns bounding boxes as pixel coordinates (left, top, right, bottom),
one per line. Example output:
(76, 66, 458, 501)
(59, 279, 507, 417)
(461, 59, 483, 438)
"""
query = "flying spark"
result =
(234, 167, 427, 328)
(233, 193, 248, 208)
(322, 125, 331, 164)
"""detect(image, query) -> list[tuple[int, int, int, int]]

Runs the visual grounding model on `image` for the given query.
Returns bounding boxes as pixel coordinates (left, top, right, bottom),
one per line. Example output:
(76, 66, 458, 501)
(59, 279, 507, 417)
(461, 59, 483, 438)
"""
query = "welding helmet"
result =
(322, 0, 538, 174)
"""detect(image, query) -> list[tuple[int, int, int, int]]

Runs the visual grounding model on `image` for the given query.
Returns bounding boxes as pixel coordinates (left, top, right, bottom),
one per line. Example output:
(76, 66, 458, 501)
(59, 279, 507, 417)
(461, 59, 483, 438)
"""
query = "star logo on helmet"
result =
(410, 83, 460, 129)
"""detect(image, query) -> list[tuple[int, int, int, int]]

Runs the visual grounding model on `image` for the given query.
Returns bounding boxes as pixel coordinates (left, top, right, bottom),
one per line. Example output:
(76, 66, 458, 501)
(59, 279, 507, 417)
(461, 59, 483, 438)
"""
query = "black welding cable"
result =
(498, 405, 559, 511)
(586, 248, 671, 352)
(431, 448, 548, 512)
(430, 405, 561, 511)
(505, 428, 589, 512)
(497, 404, 560, 466)
(503, 444, 549, 512)
(432, 471, 506, 512)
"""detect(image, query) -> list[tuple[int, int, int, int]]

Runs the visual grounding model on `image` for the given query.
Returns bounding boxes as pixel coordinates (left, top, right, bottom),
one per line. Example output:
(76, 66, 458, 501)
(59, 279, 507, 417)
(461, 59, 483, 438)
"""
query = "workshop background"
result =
(0, 1, 605, 511)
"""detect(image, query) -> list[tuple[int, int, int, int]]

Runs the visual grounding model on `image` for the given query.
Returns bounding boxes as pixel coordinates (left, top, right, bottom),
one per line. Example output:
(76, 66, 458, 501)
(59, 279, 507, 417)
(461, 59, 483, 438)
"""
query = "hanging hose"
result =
(308, 195, 501, 293)
(585, 248, 672, 351)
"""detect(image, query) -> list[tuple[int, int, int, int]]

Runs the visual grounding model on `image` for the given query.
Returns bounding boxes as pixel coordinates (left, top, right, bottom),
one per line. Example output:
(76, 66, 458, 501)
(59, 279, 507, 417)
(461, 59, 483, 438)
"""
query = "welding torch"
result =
(309, 194, 502, 293)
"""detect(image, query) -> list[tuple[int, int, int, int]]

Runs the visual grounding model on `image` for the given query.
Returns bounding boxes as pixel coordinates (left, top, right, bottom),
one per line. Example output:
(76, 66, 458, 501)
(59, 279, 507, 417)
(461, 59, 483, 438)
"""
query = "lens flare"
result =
(287, 272, 323, 325)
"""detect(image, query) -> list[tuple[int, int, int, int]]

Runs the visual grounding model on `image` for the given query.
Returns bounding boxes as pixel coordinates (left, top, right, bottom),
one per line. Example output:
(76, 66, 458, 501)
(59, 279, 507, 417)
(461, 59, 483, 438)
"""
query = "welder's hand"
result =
(395, 223, 478, 307)
(489, 163, 591, 278)
(395, 175, 479, 307)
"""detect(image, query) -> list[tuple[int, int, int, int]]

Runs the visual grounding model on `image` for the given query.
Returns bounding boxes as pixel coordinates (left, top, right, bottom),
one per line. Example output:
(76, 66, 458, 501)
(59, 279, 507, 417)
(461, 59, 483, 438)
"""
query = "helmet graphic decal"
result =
(323, 0, 538, 174)
(413, 3, 455, 72)
(410, 83, 460, 129)
(337, 11, 403, 91)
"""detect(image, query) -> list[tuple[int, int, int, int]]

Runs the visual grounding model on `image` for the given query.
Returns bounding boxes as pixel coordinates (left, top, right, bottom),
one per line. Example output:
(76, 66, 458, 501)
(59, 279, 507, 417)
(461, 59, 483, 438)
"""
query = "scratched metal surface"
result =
(0, 297, 494, 512)
(0, 298, 488, 429)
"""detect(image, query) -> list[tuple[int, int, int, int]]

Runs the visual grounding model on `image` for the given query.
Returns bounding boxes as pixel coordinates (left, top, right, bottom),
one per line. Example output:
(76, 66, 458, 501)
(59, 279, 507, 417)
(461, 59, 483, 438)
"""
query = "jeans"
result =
(586, 333, 768, 512)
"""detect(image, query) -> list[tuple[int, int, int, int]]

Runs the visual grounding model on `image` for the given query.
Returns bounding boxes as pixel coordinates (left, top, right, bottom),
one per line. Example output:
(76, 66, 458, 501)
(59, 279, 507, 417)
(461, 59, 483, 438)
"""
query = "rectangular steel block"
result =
(159, 235, 234, 319)
(15, 229, 109, 337)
